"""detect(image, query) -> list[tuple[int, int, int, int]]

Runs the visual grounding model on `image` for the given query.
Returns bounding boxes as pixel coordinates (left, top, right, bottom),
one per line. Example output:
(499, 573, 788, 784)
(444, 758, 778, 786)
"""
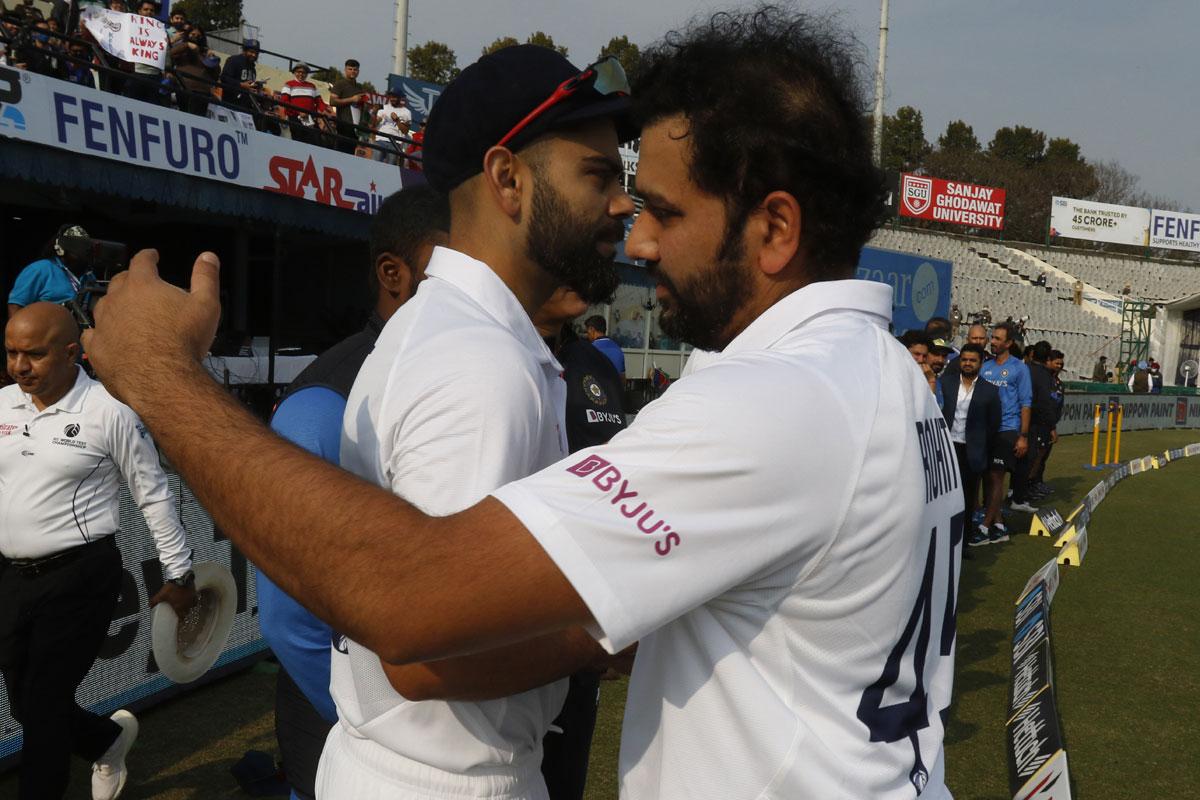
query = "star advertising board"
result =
(899, 173, 1006, 231)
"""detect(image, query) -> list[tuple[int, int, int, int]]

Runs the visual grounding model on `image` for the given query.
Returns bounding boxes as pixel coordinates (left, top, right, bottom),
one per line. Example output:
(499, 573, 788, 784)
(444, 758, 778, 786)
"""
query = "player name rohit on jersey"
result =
(915, 416, 959, 504)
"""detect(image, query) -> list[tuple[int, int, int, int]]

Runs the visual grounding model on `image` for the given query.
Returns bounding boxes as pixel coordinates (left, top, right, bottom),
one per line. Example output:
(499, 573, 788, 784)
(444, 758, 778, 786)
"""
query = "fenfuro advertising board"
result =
(1149, 209, 1200, 253)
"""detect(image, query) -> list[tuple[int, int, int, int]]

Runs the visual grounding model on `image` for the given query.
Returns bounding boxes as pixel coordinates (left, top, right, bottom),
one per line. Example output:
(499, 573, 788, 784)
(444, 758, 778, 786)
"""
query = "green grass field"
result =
(3, 429, 1197, 799)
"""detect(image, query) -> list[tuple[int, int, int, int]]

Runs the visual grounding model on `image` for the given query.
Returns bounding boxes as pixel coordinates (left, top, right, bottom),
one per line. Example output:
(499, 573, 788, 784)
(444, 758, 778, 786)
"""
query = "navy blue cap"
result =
(242, 38, 260, 51)
(423, 45, 634, 193)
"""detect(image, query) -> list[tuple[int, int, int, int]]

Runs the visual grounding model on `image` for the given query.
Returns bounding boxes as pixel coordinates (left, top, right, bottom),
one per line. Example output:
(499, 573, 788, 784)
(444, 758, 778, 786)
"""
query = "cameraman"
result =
(7, 225, 96, 318)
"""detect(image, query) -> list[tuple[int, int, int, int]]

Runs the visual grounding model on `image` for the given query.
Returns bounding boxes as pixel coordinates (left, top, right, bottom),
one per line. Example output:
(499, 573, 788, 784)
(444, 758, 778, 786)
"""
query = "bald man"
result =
(1, 304, 195, 800)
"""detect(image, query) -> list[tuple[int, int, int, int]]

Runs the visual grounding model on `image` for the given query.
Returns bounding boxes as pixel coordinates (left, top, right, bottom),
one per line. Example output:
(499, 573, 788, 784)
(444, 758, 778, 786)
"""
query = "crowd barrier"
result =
(0, 474, 267, 770)
(1008, 441, 1200, 799)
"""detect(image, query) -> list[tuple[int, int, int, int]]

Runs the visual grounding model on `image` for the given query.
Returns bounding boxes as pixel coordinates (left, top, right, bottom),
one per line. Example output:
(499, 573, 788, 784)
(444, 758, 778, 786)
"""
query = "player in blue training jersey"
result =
(975, 321, 1031, 545)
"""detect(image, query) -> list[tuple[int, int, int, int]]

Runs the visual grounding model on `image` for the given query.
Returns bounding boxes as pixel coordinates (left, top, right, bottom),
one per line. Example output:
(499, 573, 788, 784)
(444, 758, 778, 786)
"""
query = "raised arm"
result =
(81, 251, 592, 665)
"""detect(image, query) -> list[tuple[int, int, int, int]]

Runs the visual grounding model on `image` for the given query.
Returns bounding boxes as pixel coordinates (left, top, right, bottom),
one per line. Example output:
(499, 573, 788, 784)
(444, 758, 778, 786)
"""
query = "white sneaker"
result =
(1010, 501, 1039, 513)
(92, 710, 138, 800)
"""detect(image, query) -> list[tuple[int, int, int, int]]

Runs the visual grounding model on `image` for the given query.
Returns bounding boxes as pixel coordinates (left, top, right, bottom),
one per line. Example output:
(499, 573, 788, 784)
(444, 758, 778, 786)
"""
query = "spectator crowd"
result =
(0, 0, 422, 166)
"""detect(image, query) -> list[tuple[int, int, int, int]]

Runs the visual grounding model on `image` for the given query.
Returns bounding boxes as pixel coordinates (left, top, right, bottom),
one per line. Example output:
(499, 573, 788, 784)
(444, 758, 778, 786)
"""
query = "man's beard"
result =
(526, 177, 623, 304)
(654, 230, 753, 352)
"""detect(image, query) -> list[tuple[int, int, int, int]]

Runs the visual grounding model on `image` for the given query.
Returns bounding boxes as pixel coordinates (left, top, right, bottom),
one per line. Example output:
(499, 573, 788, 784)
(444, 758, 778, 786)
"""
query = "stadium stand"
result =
(870, 226, 1200, 380)
(869, 228, 1128, 380)
(1019, 245, 1200, 304)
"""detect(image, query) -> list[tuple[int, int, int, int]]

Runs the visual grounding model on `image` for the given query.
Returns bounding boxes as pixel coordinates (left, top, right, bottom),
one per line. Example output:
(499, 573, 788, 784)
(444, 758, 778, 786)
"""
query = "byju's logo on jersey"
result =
(564, 455, 682, 557)
(0, 66, 28, 133)
(902, 175, 933, 215)
(64, 423, 81, 438)
(566, 454, 610, 477)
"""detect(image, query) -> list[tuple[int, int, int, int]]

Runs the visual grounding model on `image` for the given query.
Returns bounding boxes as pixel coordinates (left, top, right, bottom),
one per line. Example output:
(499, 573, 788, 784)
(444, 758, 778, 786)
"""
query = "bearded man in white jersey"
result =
(82, 8, 964, 799)
(322, 44, 636, 799)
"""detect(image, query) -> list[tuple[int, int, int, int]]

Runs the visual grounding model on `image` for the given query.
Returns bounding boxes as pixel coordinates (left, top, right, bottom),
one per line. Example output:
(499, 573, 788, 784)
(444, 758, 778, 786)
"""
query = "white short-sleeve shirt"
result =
(0, 367, 191, 577)
(375, 102, 411, 139)
(493, 280, 964, 800)
(334, 247, 569, 780)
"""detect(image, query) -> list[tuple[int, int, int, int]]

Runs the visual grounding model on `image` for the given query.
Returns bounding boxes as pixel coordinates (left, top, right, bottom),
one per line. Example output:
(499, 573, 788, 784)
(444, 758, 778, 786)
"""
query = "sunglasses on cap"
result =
(496, 56, 629, 149)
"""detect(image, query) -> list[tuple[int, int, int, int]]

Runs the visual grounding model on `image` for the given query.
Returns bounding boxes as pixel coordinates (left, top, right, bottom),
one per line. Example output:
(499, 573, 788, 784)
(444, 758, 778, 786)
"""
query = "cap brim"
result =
(151, 563, 237, 684)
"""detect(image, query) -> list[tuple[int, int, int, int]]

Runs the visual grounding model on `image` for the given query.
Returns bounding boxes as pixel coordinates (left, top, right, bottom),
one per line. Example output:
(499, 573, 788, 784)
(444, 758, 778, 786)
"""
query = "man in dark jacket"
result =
(940, 343, 1001, 546)
(1010, 340, 1057, 512)
(219, 38, 260, 115)
(1023, 343, 1062, 501)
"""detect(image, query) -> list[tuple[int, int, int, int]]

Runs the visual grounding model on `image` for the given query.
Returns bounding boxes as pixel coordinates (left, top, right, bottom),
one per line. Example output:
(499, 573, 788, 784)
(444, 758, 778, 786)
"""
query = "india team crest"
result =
(902, 175, 933, 216)
(582, 374, 608, 406)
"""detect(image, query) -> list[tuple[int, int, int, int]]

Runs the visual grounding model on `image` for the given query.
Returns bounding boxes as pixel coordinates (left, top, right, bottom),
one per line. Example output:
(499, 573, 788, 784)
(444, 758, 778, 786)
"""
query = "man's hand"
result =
(150, 582, 198, 618)
(599, 643, 637, 678)
(1014, 435, 1029, 459)
(82, 250, 221, 404)
(921, 362, 937, 393)
(1050, 429, 1058, 444)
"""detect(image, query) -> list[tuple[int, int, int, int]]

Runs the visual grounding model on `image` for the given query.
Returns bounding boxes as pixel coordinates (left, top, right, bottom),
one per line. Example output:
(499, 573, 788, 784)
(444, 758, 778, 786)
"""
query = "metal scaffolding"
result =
(1117, 299, 1154, 379)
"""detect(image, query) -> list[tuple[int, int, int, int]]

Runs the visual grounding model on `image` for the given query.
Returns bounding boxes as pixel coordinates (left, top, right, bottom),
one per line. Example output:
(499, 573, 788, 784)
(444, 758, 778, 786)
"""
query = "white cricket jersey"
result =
(333, 246, 569, 790)
(0, 367, 191, 577)
(493, 280, 964, 800)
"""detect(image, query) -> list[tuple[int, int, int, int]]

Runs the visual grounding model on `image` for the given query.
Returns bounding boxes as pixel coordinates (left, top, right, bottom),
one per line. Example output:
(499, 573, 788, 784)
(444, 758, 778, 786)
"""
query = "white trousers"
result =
(315, 723, 551, 800)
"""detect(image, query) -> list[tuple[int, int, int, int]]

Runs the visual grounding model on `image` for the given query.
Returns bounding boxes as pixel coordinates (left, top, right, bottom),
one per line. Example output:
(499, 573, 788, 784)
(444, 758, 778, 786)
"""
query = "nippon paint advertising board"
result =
(0, 66, 408, 213)
(856, 247, 953, 333)
(1056, 394, 1200, 435)
(900, 173, 1006, 230)
(0, 476, 267, 767)
(1049, 197, 1149, 247)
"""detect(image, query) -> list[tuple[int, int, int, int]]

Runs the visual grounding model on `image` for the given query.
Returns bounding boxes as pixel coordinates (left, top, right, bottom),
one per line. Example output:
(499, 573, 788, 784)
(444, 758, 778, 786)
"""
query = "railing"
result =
(0, 15, 419, 162)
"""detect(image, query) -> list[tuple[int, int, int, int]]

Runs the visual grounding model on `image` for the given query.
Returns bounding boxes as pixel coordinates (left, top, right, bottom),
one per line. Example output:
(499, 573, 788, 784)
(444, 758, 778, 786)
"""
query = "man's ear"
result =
(751, 191, 802, 277)
(480, 146, 527, 219)
(376, 253, 414, 304)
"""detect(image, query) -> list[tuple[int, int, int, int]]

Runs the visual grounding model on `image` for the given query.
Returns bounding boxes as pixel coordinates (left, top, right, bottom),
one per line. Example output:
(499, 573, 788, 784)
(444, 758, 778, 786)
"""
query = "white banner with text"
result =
(1049, 196, 1149, 247)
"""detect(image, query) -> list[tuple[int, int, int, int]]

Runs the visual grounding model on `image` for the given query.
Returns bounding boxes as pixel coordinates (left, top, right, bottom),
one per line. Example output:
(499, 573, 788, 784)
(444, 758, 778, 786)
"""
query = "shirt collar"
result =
(10, 366, 91, 414)
(424, 246, 560, 368)
(719, 279, 893, 358)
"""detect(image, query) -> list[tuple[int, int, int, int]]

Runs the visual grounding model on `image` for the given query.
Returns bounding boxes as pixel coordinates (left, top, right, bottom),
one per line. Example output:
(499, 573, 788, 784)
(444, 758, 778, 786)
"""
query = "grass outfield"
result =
(3, 430, 1196, 798)
(945, 428, 1200, 800)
